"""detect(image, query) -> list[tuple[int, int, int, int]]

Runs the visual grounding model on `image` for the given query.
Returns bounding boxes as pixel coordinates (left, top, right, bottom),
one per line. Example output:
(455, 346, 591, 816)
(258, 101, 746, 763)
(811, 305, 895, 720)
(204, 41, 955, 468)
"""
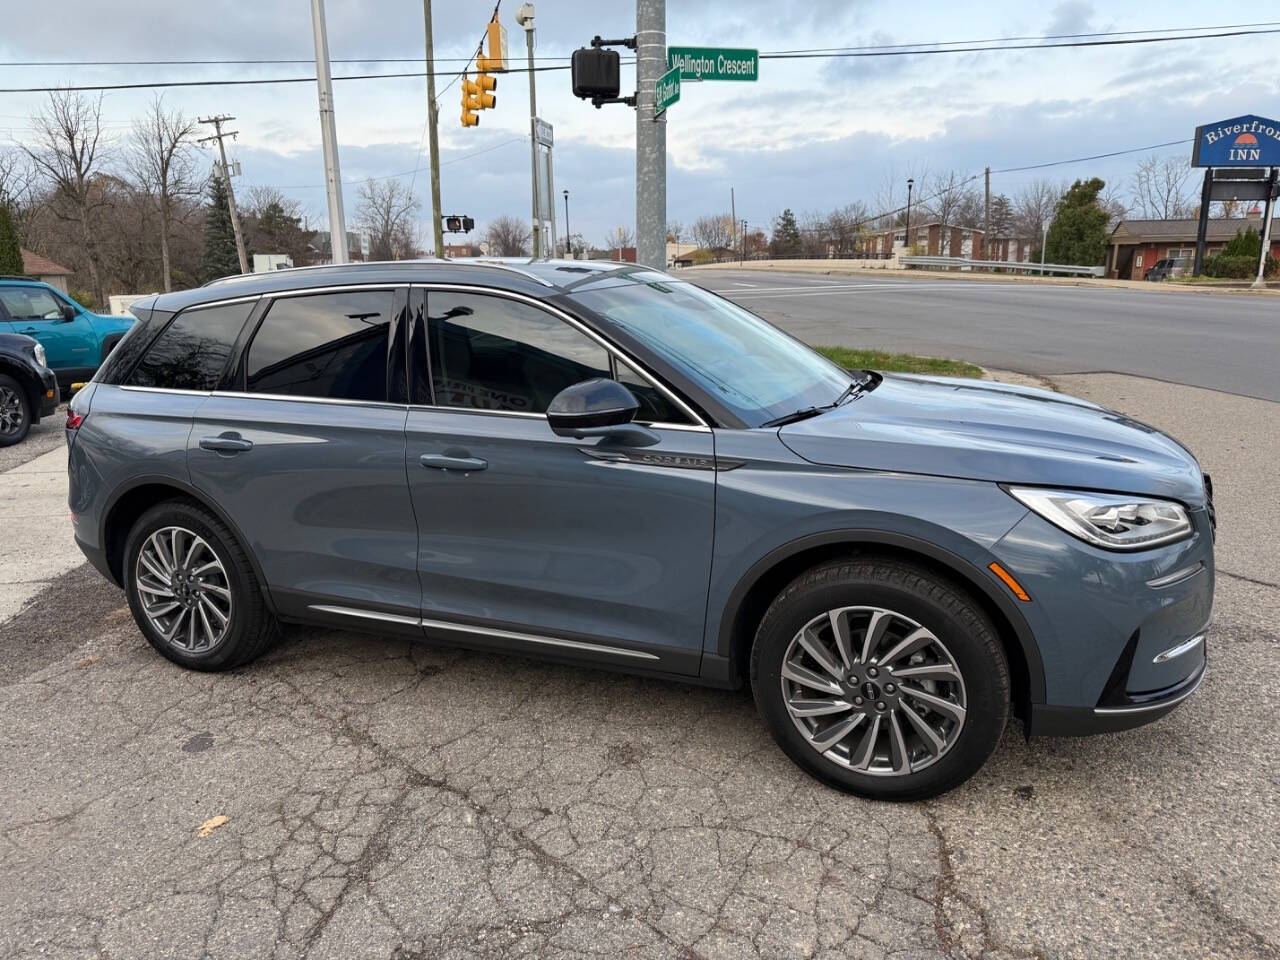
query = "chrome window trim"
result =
(177, 294, 262, 311)
(214, 390, 407, 412)
(421, 616, 661, 661)
(119, 385, 212, 397)
(404, 403, 707, 433)
(414, 283, 709, 430)
(259, 283, 400, 298)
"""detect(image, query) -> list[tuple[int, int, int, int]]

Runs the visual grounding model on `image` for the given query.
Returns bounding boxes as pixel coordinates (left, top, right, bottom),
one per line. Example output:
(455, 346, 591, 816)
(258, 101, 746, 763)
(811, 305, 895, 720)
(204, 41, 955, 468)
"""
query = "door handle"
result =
(18, 327, 37, 335)
(420, 453, 487, 472)
(200, 434, 254, 453)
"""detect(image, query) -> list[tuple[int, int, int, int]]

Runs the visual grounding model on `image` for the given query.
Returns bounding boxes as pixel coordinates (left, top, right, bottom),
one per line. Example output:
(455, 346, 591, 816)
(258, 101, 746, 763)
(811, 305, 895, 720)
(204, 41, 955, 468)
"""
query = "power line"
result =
(3, 20, 1275, 68)
(2, 25, 1276, 93)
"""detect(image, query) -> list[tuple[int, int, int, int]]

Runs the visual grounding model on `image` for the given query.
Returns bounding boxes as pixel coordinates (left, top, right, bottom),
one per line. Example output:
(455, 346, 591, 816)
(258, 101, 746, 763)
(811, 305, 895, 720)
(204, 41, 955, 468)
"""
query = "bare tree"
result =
(603, 225, 635, 257)
(1014, 178, 1064, 242)
(922, 169, 980, 233)
(484, 215, 531, 257)
(690, 213, 732, 250)
(129, 95, 199, 291)
(356, 178, 420, 260)
(0, 149, 40, 246)
(1098, 180, 1129, 224)
(1130, 154, 1194, 219)
(24, 89, 111, 304)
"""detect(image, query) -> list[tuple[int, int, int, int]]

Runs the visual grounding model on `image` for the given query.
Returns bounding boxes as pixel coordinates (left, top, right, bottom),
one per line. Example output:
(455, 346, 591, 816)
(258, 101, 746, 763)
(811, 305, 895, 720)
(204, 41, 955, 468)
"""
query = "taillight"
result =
(66, 410, 84, 430)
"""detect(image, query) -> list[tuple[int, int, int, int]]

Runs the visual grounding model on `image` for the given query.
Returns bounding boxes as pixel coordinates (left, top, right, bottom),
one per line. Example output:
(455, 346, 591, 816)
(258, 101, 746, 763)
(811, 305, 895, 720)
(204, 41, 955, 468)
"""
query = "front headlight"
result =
(1007, 486, 1193, 551)
(31, 342, 47, 368)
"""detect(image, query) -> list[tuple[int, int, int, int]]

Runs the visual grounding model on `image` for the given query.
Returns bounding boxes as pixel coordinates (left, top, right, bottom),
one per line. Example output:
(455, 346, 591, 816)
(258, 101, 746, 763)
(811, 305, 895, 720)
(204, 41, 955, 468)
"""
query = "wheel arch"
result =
(100, 475, 276, 614)
(714, 529, 1046, 723)
(0, 357, 42, 414)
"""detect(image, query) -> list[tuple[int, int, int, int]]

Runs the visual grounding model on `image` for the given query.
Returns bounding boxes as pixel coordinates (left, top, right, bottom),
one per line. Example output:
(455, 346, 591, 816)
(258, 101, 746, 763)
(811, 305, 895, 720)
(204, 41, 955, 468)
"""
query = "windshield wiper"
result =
(761, 377, 871, 428)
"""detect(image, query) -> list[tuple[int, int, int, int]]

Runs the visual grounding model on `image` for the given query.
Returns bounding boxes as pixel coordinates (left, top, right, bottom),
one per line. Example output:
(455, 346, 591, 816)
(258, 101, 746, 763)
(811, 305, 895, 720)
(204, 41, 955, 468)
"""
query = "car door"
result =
(187, 286, 421, 626)
(403, 287, 717, 676)
(0, 284, 95, 372)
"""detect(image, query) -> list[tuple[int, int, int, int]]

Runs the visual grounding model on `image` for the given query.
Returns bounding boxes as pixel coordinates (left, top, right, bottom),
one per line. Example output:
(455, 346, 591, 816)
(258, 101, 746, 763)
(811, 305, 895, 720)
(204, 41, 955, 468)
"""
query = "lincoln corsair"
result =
(66, 260, 1213, 800)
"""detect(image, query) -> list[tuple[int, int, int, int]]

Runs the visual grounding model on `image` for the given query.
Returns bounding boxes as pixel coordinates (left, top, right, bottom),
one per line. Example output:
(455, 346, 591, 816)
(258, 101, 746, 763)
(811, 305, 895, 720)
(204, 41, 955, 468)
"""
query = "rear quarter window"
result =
(126, 301, 255, 391)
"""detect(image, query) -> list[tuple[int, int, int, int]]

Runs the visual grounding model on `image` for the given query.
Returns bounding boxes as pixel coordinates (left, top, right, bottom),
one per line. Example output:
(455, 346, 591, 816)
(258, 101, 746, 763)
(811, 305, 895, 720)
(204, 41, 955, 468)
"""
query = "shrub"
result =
(67, 288, 99, 311)
(1202, 252, 1278, 279)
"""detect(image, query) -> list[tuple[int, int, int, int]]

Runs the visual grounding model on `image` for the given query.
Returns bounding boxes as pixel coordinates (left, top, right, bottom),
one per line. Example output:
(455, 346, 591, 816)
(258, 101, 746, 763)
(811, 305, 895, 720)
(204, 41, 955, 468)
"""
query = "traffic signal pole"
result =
(522, 12, 540, 258)
(423, 0, 445, 258)
(635, 0, 666, 269)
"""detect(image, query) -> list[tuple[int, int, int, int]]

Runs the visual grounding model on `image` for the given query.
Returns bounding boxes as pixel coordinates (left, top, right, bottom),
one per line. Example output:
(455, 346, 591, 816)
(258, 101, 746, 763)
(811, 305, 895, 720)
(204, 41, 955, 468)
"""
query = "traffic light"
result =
(445, 216, 462, 233)
(462, 216, 474, 232)
(572, 47, 621, 101)
(477, 16, 508, 72)
(461, 71, 496, 127)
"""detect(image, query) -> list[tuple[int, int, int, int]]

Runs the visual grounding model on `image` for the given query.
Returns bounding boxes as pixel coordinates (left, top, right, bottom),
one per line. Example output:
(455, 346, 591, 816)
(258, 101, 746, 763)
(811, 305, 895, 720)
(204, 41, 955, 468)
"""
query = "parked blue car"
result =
(0, 277, 134, 395)
(64, 260, 1213, 800)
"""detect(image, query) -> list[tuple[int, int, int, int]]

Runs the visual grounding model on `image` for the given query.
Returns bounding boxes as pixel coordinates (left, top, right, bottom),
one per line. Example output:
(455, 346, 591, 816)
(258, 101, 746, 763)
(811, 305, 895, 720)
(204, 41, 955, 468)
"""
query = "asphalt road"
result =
(689, 270, 1280, 402)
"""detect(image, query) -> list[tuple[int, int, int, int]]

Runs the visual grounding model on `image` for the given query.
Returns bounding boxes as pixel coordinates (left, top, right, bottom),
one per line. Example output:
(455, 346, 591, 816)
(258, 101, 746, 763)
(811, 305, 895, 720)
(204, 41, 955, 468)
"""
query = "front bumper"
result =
(991, 504, 1214, 737)
(37, 366, 58, 419)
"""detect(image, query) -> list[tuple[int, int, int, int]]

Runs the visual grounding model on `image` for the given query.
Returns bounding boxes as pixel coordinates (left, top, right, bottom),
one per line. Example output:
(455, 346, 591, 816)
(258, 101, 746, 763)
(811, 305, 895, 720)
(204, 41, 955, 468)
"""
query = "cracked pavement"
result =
(1, 374, 1277, 960)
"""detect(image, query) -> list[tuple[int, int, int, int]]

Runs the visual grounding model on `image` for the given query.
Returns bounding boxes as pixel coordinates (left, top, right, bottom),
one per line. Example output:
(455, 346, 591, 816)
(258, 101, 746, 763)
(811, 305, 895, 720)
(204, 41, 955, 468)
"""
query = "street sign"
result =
(1192, 114, 1280, 167)
(667, 46, 758, 82)
(654, 66, 680, 117)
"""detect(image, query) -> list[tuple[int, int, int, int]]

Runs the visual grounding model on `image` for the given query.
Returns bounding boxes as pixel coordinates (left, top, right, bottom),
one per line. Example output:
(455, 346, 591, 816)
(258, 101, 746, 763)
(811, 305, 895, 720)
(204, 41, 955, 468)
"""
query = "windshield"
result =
(569, 277, 852, 427)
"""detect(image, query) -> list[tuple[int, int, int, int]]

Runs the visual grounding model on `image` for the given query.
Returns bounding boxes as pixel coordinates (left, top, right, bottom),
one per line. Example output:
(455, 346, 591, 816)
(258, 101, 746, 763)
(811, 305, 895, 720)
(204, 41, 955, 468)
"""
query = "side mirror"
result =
(58, 303, 77, 322)
(547, 378, 656, 446)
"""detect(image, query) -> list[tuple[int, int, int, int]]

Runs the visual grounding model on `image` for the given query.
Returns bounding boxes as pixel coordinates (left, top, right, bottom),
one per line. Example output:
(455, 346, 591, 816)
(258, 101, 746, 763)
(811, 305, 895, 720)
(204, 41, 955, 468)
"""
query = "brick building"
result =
(1107, 214, 1280, 279)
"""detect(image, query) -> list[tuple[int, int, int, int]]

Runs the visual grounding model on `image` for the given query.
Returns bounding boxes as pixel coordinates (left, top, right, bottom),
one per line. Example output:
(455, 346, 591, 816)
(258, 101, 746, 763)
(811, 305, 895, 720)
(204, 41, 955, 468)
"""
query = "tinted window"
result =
(0, 286, 64, 321)
(246, 291, 392, 401)
(127, 301, 253, 391)
(428, 292, 609, 413)
(615, 359, 690, 424)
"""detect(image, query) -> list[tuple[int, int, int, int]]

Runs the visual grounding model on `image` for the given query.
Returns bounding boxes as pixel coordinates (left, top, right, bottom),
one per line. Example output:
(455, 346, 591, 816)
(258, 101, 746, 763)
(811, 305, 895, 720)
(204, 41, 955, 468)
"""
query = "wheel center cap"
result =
(860, 681, 881, 701)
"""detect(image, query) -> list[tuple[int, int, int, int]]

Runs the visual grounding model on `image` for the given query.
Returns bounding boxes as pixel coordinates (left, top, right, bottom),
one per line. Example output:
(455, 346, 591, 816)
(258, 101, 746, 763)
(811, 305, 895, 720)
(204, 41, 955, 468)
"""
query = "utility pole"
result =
(518, 5, 541, 257)
(730, 186, 736, 253)
(309, 0, 348, 264)
(197, 116, 248, 274)
(423, 0, 444, 258)
(635, 0, 666, 268)
(983, 166, 991, 260)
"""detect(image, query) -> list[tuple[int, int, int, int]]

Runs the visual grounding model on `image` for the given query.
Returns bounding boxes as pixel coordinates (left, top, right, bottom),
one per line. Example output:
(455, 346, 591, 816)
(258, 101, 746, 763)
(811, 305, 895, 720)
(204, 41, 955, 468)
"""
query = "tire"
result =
(0, 373, 32, 447)
(751, 557, 1010, 801)
(124, 500, 278, 671)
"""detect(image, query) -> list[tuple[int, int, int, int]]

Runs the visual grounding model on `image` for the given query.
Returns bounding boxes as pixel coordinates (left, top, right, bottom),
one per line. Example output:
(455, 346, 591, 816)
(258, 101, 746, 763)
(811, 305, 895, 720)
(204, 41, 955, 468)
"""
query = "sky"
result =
(2, 0, 1279, 249)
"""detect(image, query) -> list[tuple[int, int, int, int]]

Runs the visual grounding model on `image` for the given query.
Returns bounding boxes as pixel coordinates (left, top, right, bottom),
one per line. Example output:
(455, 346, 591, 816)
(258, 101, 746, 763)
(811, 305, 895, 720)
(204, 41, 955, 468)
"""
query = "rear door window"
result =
(245, 290, 393, 402)
(126, 300, 255, 391)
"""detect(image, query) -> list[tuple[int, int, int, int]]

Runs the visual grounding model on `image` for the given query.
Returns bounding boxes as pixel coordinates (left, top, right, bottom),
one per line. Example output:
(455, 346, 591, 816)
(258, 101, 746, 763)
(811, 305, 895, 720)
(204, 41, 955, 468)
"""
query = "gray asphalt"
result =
(689, 270, 1280, 402)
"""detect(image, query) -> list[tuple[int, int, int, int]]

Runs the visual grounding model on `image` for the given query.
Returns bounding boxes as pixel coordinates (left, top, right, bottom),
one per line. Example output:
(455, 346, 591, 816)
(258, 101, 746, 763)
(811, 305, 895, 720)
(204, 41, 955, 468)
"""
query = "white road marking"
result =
(730, 281, 757, 287)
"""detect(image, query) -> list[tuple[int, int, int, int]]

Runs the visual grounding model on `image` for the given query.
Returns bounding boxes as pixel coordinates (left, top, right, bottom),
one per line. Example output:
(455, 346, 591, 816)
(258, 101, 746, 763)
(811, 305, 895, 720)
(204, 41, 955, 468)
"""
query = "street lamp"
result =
(741, 219, 747, 264)
(562, 189, 571, 258)
(905, 178, 914, 250)
(1041, 221, 1049, 269)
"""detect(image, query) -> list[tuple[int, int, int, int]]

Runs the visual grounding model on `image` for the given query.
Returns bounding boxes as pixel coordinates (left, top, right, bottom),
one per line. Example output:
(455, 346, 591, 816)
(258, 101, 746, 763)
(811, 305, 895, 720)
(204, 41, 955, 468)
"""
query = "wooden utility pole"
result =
(197, 116, 248, 274)
(983, 166, 991, 260)
(423, 0, 445, 258)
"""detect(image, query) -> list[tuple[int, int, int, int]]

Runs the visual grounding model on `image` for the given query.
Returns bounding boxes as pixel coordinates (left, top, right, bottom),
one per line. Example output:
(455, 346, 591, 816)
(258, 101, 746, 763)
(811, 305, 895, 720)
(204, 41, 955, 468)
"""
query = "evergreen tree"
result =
(201, 175, 241, 282)
(0, 203, 23, 276)
(770, 208, 802, 257)
(1044, 178, 1110, 266)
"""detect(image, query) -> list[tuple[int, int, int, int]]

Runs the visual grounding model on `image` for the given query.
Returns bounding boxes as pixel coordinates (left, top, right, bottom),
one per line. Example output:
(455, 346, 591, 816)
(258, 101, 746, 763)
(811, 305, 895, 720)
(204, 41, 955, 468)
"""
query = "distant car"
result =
(0, 331, 59, 446)
(1143, 258, 1185, 281)
(0, 278, 134, 395)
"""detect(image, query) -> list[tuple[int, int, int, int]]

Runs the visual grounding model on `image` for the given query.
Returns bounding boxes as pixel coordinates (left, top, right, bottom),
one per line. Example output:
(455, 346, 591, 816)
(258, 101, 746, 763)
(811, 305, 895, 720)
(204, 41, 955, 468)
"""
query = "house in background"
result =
(1107, 213, 1280, 279)
(19, 249, 72, 292)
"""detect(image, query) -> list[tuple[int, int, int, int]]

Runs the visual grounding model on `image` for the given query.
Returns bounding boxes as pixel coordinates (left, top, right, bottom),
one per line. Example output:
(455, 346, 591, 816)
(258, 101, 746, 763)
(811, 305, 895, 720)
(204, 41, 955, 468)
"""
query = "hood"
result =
(778, 373, 1206, 506)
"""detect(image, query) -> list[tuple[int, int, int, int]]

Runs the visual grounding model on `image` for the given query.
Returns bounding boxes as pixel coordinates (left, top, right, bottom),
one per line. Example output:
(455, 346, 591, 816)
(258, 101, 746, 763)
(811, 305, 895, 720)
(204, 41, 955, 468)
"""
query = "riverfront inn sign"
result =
(1192, 114, 1280, 167)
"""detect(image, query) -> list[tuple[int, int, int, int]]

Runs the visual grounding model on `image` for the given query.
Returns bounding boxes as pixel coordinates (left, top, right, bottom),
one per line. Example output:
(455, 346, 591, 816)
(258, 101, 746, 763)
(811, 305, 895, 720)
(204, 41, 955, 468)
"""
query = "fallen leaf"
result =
(197, 815, 229, 838)
(75, 655, 100, 668)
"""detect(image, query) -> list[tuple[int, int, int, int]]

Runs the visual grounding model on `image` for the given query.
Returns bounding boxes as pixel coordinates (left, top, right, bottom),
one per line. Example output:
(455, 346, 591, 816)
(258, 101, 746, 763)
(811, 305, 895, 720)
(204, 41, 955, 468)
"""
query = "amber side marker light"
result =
(988, 561, 1031, 602)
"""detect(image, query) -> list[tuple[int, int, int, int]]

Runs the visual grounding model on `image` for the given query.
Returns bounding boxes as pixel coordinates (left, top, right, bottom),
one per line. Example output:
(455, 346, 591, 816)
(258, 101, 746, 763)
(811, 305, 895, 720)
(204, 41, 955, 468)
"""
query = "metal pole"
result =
(310, 0, 348, 264)
(905, 179, 913, 250)
(1193, 169, 1212, 277)
(520, 17, 540, 257)
(741, 219, 746, 263)
(1042, 222, 1048, 268)
(730, 186, 736, 253)
(983, 166, 990, 260)
(562, 189, 571, 258)
(1252, 167, 1277, 289)
(635, 0, 666, 268)
(422, 0, 444, 258)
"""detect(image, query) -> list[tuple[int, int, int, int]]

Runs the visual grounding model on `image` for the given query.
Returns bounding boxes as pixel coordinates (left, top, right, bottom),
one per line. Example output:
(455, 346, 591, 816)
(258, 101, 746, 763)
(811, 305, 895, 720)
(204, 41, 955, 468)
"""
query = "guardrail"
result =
(900, 256, 1105, 277)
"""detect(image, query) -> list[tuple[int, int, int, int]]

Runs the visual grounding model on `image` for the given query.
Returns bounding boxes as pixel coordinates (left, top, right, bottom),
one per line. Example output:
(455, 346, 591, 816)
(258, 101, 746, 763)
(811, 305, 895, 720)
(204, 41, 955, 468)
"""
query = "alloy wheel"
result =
(135, 526, 234, 653)
(0, 385, 24, 436)
(780, 605, 967, 777)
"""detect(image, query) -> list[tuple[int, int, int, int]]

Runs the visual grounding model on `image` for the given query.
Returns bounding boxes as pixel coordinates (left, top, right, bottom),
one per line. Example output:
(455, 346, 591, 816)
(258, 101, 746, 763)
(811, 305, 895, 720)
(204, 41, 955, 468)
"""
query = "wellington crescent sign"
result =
(667, 46, 759, 82)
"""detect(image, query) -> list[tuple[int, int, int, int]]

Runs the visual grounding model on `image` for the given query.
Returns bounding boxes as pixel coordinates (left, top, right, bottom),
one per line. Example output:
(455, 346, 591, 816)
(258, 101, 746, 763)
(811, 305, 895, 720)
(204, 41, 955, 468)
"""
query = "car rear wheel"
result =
(751, 557, 1010, 801)
(124, 500, 278, 671)
(0, 374, 32, 447)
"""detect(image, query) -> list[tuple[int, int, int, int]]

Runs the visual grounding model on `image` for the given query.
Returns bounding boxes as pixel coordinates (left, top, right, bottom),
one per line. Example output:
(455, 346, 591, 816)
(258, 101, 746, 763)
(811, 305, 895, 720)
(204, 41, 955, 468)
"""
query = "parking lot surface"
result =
(1, 375, 1276, 960)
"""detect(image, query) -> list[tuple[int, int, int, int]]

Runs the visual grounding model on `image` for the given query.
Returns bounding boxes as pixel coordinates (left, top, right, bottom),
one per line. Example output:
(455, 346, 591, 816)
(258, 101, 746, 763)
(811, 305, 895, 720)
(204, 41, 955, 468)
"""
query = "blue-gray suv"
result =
(65, 260, 1214, 799)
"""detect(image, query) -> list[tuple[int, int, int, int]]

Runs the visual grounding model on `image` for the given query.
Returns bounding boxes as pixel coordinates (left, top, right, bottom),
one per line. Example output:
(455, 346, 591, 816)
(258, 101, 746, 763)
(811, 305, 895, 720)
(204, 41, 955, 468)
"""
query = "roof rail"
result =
(202, 258, 454, 287)
(448, 258, 556, 287)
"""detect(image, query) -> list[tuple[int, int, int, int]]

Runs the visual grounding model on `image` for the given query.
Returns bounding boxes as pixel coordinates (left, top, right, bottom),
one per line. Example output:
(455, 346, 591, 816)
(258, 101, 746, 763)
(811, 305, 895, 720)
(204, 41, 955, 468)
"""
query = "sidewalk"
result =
(0, 447, 79, 622)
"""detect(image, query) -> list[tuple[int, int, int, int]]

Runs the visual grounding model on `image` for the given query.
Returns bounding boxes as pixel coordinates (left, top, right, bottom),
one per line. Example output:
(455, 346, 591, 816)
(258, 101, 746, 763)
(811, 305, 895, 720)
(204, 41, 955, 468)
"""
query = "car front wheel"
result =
(0, 374, 32, 447)
(124, 500, 278, 671)
(751, 557, 1010, 801)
